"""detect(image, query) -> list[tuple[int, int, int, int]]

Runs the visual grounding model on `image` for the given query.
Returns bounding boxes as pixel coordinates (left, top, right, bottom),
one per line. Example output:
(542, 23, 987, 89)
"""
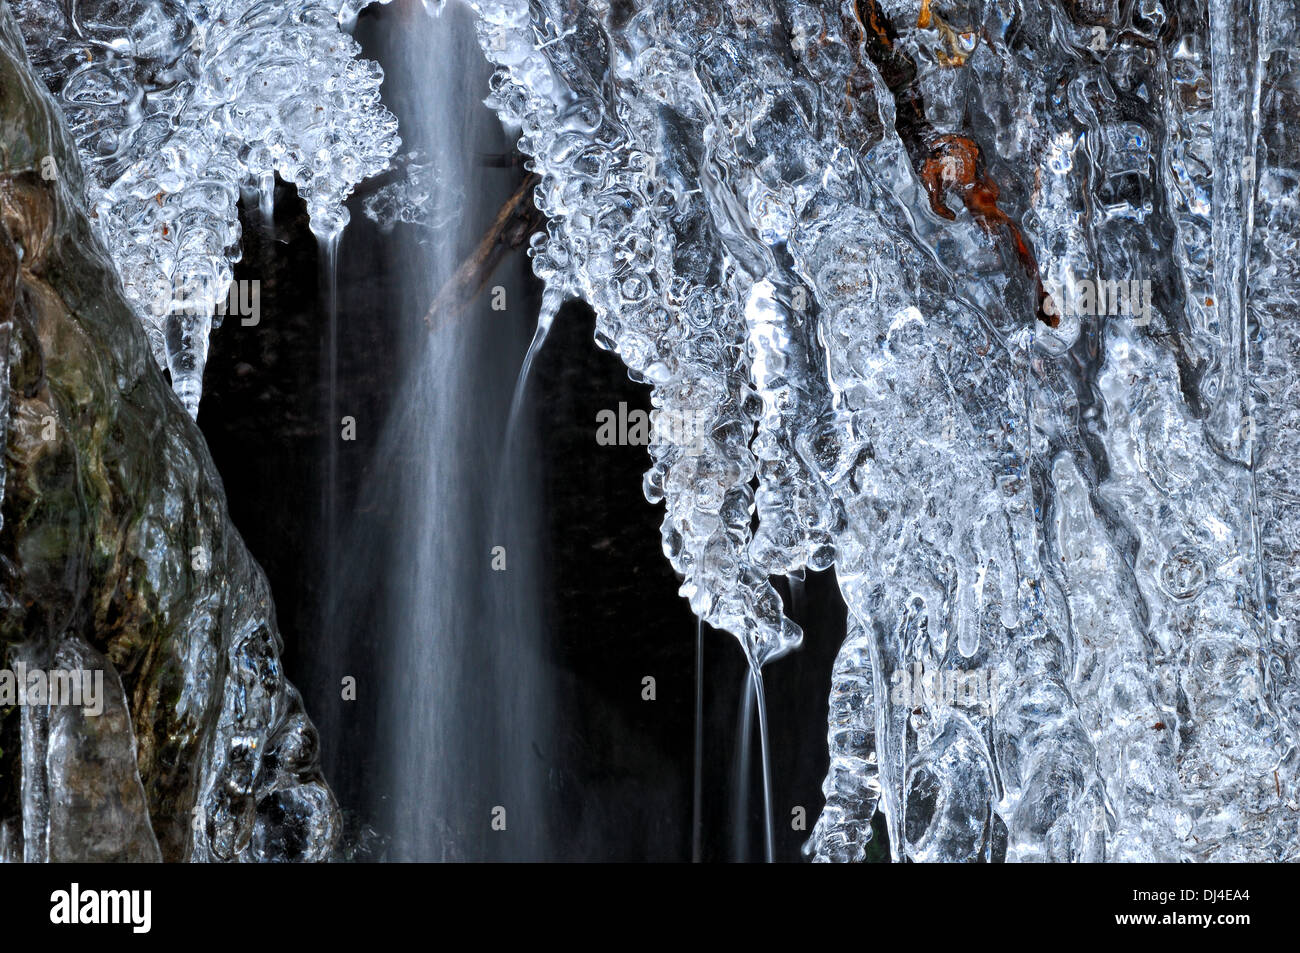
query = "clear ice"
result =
(361, 152, 464, 236)
(13, 0, 402, 415)
(465, 0, 1300, 861)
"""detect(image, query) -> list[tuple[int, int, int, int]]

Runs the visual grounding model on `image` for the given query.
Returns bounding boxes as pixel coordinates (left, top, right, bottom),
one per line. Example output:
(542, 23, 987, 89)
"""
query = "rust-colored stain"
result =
(915, 0, 975, 66)
(921, 135, 1058, 327)
(849, 0, 1056, 327)
(863, 0, 896, 49)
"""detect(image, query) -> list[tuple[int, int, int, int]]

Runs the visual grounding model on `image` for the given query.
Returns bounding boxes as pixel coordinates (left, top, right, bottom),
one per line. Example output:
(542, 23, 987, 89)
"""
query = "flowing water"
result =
(751, 667, 776, 864)
(731, 674, 755, 861)
(692, 619, 704, 862)
(313, 4, 549, 861)
(321, 233, 343, 587)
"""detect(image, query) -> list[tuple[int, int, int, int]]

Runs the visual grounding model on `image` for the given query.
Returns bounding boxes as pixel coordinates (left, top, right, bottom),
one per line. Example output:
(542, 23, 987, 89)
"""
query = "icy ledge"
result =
(12, 0, 401, 415)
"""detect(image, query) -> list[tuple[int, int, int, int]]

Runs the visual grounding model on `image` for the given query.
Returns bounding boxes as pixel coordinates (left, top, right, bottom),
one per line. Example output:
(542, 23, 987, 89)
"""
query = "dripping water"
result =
(504, 290, 560, 448)
(731, 672, 754, 862)
(319, 231, 342, 586)
(259, 172, 276, 229)
(692, 617, 704, 863)
(490, 289, 558, 538)
(786, 571, 805, 618)
(730, 660, 776, 862)
(751, 665, 775, 864)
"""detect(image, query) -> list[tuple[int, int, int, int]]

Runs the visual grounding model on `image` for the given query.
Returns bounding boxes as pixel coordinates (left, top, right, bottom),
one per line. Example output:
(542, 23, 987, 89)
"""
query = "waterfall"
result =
(310, 3, 551, 861)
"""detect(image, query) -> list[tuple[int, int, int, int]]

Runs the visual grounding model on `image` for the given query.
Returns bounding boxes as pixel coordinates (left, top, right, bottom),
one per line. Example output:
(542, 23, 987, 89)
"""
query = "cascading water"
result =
(731, 668, 777, 862)
(307, 2, 551, 861)
(322, 232, 342, 585)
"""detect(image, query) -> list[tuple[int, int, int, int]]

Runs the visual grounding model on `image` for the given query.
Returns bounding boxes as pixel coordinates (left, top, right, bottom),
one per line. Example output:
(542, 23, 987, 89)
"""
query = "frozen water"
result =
(13, 0, 401, 415)
(467, 0, 1300, 861)
(361, 152, 464, 235)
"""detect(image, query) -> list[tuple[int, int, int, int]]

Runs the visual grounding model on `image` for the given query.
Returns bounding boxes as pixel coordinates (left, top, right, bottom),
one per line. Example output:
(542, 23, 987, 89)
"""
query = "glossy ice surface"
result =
(14, 0, 400, 415)
(466, 0, 1300, 861)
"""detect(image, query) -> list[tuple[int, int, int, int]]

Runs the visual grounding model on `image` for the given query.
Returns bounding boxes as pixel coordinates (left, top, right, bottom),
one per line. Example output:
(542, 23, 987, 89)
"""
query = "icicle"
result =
(13, 0, 401, 413)
(259, 172, 275, 229)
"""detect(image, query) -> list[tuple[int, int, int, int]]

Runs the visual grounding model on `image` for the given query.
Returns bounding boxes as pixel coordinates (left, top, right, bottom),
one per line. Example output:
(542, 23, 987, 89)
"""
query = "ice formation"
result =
(13, 0, 401, 415)
(467, 0, 1300, 861)
(361, 152, 464, 235)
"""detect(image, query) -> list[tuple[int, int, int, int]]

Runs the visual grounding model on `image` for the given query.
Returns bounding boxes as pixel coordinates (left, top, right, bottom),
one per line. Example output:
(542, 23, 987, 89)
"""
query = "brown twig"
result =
(849, 0, 1057, 326)
(422, 172, 542, 331)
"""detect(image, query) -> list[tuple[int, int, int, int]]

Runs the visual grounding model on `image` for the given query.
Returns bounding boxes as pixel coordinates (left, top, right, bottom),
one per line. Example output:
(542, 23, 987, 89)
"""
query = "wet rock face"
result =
(0, 7, 337, 862)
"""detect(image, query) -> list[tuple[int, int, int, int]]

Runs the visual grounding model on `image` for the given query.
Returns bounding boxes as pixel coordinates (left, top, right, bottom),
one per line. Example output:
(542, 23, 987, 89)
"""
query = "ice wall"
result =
(466, 0, 1300, 861)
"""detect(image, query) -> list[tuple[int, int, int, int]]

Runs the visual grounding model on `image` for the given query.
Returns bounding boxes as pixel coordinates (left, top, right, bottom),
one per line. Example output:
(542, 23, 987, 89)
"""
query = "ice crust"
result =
(13, 0, 401, 415)
(466, 0, 1300, 861)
